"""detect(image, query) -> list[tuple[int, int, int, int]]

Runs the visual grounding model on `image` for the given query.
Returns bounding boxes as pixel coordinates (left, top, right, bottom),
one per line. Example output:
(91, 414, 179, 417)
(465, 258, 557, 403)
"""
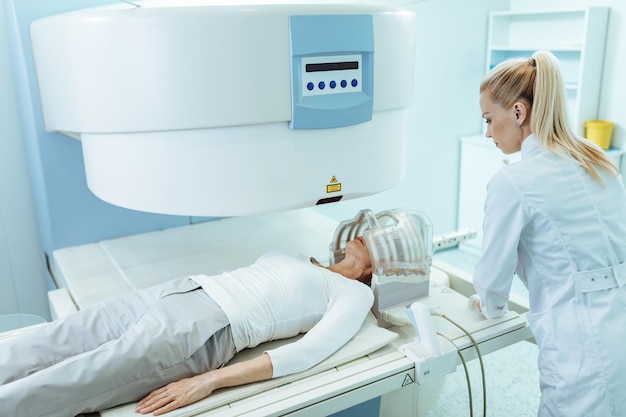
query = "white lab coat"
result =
(473, 135, 626, 417)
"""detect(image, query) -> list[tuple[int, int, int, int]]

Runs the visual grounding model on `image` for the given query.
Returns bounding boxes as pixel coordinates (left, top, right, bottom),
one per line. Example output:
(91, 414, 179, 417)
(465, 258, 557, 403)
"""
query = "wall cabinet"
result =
(486, 7, 609, 135)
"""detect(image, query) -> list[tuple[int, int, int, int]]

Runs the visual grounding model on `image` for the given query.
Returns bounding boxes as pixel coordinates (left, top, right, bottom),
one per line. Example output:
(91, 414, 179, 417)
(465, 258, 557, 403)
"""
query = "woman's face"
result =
(345, 237, 372, 267)
(479, 92, 524, 155)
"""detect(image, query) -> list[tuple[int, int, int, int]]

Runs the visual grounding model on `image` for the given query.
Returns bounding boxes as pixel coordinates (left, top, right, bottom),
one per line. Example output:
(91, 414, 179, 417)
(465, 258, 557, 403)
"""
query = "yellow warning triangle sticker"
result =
(330, 176, 337, 183)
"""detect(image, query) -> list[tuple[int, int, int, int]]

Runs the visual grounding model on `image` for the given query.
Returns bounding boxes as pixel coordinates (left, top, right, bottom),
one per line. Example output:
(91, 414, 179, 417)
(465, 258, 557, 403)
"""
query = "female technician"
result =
(473, 50, 626, 417)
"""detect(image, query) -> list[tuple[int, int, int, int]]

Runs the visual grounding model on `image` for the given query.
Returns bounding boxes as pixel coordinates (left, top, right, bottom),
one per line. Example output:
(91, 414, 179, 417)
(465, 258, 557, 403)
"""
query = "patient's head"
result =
(329, 236, 372, 285)
(345, 236, 372, 267)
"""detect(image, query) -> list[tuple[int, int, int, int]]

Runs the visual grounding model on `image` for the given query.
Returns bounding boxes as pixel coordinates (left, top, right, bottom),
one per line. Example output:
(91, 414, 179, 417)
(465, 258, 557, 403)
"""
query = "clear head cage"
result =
(329, 208, 433, 325)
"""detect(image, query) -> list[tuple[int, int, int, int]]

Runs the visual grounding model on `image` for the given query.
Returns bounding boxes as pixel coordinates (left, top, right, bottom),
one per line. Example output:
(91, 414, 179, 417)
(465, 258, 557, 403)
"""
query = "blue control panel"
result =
(289, 15, 374, 129)
(301, 54, 362, 96)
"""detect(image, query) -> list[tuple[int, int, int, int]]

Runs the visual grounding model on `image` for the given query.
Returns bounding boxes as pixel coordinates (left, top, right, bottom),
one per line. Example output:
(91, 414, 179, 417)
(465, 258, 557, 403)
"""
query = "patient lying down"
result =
(0, 237, 373, 417)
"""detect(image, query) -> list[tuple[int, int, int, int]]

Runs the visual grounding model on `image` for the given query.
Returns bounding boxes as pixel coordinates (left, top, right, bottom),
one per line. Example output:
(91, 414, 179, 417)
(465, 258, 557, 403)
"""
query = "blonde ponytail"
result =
(531, 51, 617, 183)
(481, 50, 618, 184)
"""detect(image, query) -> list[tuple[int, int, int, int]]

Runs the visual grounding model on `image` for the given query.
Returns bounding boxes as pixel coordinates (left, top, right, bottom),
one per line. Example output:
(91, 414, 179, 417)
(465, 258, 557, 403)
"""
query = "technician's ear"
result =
(513, 101, 529, 126)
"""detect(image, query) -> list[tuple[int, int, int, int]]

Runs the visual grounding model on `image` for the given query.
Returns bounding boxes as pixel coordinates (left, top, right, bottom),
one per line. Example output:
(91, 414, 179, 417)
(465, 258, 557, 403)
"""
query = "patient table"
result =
(37, 208, 532, 417)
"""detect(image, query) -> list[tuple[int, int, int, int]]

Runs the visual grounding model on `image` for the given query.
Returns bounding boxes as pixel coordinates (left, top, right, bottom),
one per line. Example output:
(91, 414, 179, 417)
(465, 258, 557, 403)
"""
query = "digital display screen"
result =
(306, 61, 359, 72)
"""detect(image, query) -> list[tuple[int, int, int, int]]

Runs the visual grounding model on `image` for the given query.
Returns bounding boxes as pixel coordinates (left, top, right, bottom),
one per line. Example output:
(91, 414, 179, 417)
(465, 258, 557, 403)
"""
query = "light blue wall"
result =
(3, 0, 195, 298)
(0, 1, 47, 318)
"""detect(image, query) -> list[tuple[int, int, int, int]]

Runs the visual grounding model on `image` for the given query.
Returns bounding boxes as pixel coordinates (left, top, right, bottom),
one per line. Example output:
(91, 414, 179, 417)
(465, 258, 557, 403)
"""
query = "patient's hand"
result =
(135, 374, 215, 415)
(135, 353, 273, 415)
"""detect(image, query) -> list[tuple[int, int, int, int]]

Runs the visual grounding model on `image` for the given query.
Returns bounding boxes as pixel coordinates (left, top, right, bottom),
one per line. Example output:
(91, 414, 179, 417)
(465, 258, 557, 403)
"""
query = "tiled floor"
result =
(427, 248, 540, 417)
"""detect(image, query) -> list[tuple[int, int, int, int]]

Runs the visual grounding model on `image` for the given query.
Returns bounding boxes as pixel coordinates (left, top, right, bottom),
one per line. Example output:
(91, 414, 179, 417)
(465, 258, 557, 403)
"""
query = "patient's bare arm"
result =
(135, 353, 273, 415)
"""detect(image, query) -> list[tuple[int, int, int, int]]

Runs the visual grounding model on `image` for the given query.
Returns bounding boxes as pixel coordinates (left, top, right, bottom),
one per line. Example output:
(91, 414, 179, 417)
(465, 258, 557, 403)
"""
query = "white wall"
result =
(317, 0, 626, 230)
(314, 0, 508, 234)
(0, 4, 49, 319)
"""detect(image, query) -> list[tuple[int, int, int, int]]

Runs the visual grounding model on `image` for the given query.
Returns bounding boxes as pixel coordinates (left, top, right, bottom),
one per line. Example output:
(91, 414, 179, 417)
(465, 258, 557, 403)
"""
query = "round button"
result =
(341, 80, 347, 88)
(330, 80, 337, 89)
(307, 82, 314, 91)
(351, 79, 358, 87)
(318, 81, 326, 90)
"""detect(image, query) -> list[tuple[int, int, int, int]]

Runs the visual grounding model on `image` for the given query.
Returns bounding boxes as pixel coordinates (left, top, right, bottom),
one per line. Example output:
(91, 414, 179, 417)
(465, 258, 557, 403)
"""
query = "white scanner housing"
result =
(30, 0, 417, 216)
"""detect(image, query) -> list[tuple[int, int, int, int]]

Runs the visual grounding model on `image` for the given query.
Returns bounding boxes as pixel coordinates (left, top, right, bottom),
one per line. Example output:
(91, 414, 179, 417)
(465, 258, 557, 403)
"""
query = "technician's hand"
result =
(467, 294, 483, 313)
(136, 374, 215, 415)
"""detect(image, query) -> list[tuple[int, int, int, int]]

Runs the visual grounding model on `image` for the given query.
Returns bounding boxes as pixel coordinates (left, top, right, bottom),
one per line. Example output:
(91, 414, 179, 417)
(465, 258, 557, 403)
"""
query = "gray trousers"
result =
(0, 277, 236, 417)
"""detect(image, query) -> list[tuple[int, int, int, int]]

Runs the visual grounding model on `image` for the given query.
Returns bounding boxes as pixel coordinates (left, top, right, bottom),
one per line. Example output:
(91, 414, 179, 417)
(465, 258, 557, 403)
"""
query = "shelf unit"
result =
(486, 7, 609, 136)
(458, 7, 612, 253)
